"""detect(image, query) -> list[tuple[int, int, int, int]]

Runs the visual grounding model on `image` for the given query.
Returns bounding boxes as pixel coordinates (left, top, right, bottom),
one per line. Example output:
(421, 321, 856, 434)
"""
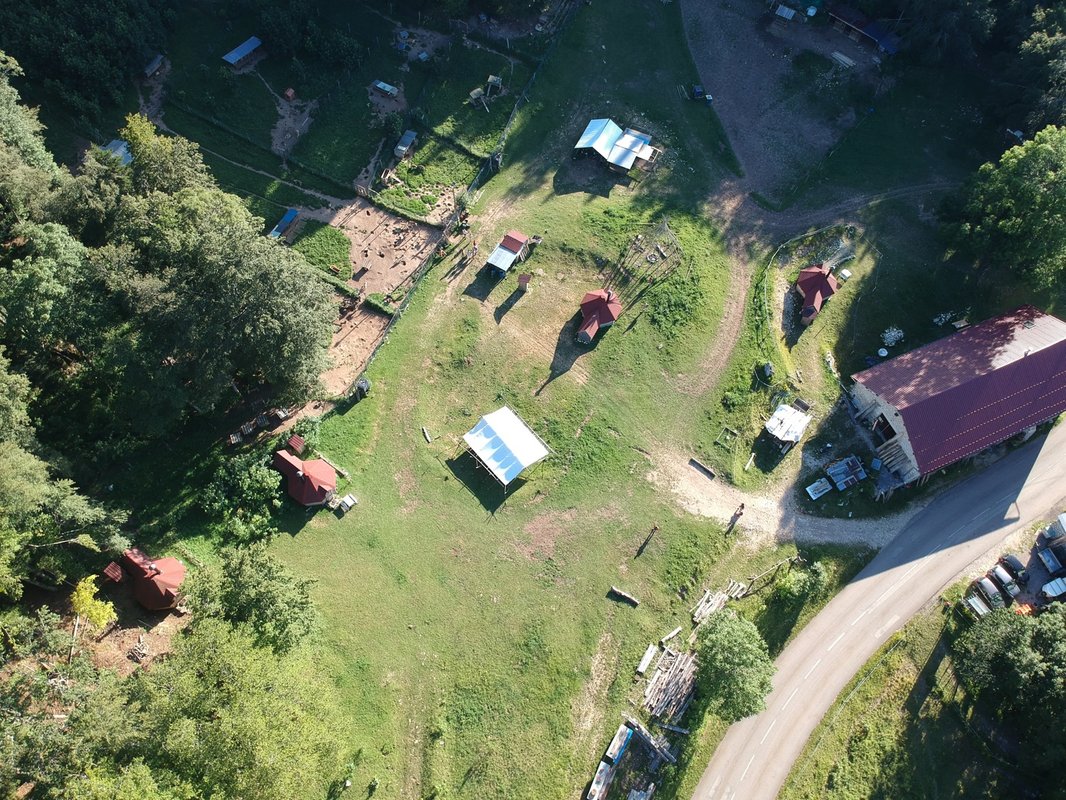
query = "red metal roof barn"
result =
(272, 450, 337, 506)
(795, 264, 838, 325)
(120, 548, 186, 611)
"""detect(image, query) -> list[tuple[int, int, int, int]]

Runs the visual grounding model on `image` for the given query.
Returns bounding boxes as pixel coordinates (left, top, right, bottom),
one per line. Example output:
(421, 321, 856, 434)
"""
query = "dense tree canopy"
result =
(0, 0, 170, 124)
(953, 605, 1066, 778)
(695, 611, 776, 722)
(947, 124, 1066, 284)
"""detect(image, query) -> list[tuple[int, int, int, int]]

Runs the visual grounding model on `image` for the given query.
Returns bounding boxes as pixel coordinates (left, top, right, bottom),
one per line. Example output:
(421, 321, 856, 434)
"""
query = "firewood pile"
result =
(127, 635, 149, 664)
(690, 579, 747, 624)
(643, 648, 697, 720)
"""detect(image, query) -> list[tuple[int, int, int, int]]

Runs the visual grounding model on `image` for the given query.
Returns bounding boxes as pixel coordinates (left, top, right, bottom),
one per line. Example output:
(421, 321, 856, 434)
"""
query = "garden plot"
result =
(298, 199, 441, 395)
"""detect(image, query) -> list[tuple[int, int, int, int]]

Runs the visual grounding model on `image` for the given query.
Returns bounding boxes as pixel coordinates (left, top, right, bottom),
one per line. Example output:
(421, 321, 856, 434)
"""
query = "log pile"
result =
(690, 590, 728, 624)
(643, 648, 697, 721)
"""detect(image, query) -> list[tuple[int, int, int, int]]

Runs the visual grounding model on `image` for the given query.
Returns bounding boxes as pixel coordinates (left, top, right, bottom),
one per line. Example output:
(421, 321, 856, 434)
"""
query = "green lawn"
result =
(780, 599, 1027, 799)
(292, 220, 352, 274)
(257, 2, 779, 797)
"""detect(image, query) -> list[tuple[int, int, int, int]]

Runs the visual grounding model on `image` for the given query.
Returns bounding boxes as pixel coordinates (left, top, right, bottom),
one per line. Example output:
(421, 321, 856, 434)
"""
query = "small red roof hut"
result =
(795, 264, 838, 325)
(120, 548, 186, 611)
(273, 450, 337, 506)
(578, 289, 622, 344)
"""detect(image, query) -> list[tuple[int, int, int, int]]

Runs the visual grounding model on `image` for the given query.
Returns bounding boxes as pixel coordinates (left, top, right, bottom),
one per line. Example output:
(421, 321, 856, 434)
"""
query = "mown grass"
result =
(780, 598, 1026, 799)
(292, 220, 352, 274)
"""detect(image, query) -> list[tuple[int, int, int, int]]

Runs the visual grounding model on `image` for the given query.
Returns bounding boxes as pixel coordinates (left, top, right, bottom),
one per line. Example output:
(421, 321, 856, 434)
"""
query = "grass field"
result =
(780, 597, 1026, 799)
(292, 220, 352, 274)
(253, 2, 778, 796)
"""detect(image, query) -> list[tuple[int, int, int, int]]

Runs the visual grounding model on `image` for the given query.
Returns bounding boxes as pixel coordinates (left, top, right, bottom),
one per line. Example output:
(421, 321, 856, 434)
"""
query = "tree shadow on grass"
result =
(551, 159, 626, 199)
(445, 450, 521, 514)
(535, 312, 593, 395)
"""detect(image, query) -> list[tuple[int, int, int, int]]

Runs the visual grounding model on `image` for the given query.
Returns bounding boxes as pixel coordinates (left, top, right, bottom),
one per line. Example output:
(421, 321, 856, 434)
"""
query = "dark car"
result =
(999, 553, 1030, 586)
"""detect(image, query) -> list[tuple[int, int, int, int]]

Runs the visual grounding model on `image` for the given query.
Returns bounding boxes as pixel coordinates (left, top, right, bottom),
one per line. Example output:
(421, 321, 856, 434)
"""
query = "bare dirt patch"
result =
(517, 508, 578, 560)
(91, 582, 191, 677)
(680, 0, 882, 199)
(570, 632, 617, 756)
(301, 199, 441, 395)
(647, 447, 915, 549)
(255, 73, 317, 158)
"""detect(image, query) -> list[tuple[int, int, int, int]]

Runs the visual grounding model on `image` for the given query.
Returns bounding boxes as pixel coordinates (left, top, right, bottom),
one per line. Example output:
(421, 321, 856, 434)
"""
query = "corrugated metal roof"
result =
(575, 118, 624, 160)
(852, 306, 1066, 473)
(487, 245, 518, 272)
(223, 36, 262, 65)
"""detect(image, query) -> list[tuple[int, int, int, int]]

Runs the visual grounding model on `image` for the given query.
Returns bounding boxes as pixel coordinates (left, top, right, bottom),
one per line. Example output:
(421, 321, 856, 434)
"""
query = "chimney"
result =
(606, 289, 614, 301)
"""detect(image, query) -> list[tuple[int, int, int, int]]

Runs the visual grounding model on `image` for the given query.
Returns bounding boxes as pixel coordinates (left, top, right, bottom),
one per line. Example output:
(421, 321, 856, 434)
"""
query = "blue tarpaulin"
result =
(223, 36, 262, 66)
(269, 208, 298, 239)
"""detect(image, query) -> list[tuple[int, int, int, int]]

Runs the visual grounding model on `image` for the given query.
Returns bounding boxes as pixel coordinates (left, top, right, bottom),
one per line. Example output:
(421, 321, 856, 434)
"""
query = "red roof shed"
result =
(795, 264, 838, 325)
(500, 230, 529, 255)
(287, 433, 306, 455)
(273, 450, 337, 506)
(120, 548, 186, 611)
(578, 289, 623, 344)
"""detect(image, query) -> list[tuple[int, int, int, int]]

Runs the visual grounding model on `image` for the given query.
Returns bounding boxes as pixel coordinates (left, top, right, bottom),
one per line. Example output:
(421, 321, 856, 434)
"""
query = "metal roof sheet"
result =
(853, 306, 1066, 473)
(575, 118, 624, 160)
(487, 245, 518, 272)
(222, 36, 262, 65)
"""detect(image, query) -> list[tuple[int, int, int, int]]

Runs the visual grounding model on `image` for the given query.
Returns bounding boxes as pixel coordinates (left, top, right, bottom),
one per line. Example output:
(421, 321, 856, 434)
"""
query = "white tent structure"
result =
(463, 406, 550, 487)
(765, 404, 812, 444)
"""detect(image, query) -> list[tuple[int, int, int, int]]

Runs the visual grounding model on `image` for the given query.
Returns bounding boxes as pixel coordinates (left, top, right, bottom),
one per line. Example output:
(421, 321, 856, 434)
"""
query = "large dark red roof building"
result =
(851, 306, 1066, 481)
(795, 264, 838, 325)
(272, 450, 337, 506)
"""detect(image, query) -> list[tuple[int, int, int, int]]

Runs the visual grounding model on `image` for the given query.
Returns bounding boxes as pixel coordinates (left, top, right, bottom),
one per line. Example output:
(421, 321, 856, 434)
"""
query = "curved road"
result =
(693, 423, 1066, 800)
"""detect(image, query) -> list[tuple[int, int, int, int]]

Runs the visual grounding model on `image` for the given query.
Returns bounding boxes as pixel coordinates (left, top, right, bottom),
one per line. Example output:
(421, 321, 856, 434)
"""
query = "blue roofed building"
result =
(573, 118, 660, 173)
(269, 208, 299, 240)
(222, 36, 263, 68)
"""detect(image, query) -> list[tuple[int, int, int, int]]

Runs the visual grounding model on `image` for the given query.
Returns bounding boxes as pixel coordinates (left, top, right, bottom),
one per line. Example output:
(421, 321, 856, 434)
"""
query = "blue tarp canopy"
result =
(269, 208, 299, 239)
(861, 21, 900, 55)
(223, 36, 262, 65)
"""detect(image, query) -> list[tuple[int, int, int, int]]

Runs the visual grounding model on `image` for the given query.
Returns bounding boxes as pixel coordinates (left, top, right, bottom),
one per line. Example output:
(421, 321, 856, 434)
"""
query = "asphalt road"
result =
(692, 423, 1066, 800)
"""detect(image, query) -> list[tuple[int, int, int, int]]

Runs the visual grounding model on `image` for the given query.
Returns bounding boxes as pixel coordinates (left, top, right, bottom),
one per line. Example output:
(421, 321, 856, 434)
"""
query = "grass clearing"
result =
(292, 220, 352, 274)
(780, 599, 1026, 799)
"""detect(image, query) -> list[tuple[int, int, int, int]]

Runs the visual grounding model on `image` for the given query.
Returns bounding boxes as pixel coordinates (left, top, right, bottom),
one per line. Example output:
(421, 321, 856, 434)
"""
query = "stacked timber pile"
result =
(643, 648, 697, 720)
(690, 590, 728, 624)
(690, 579, 747, 624)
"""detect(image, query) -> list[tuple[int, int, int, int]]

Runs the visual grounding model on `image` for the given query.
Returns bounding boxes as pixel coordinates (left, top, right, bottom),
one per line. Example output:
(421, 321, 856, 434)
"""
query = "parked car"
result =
(974, 576, 1006, 610)
(989, 564, 1020, 599)
(1040, 577, 1066, 603)
(964, 593, 992, 619)
(691, 84, 705, 100)
(999, 553, 1030, 586)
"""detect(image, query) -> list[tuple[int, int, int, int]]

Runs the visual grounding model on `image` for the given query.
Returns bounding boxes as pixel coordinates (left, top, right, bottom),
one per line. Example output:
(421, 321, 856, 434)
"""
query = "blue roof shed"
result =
(223, 36, 263, 66)
(269, 208, 299, 239)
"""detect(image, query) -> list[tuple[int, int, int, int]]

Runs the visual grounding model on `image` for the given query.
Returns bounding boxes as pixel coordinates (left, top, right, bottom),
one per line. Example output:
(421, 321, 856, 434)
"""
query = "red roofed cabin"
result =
(120, 548, 186, 611)
(795, 264, 838, 326)
(273, 449, 337, 506)
(578, 289, 622, 344)
(851, 306, 1066, 483)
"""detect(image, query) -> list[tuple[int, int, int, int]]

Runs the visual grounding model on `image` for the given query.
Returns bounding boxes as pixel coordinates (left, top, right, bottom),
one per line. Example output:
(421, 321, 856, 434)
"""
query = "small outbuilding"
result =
(463, 406, 550, 487)
(222, 36, 263, 68)
(269, 208, 299, 240)
(143, 54, 164, 79)
(828, 5, 901, 54)
(765, 404, 813, 445)
(273, 450, 338, 506)
(795, 263, 838, 325)
(119, 547, 186, 611)
(487, 230, 530, 277)
(573, 118, 660, 173)
(577, 289, 622, 344)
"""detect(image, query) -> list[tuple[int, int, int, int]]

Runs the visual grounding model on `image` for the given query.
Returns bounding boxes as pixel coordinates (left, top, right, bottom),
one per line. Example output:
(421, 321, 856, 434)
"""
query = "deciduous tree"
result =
(695, 611, 776, 722)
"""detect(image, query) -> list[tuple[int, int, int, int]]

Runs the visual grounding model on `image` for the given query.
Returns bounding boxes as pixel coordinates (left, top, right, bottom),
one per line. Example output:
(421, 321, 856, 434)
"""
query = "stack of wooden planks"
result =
(690, 590, 728, 624)
(643, 648, 697, 720)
